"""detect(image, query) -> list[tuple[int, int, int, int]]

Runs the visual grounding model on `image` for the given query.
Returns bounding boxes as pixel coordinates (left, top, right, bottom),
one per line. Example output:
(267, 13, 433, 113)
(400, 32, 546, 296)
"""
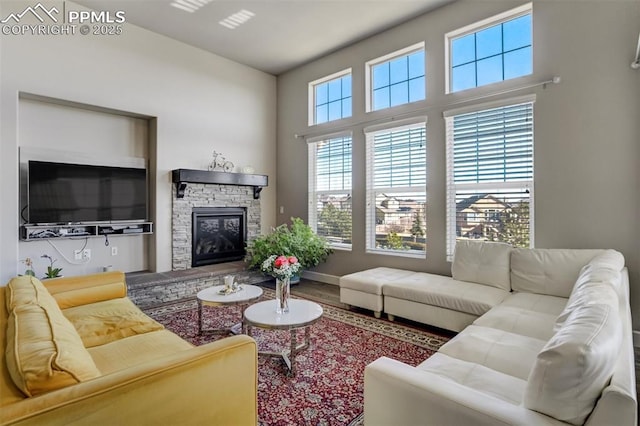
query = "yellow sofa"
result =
(1, 271, 258, 426)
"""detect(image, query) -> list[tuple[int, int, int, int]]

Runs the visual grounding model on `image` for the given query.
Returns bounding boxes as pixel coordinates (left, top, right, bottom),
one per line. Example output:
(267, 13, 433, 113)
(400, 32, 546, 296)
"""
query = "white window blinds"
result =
(365, 119, 427, 257)
(445, 97, 534, 259)
(308, 134, 352, 249)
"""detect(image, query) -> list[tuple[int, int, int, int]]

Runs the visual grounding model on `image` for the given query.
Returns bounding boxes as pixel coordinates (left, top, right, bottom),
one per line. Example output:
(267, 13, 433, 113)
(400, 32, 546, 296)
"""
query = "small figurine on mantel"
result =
(208, 150, 235, 173)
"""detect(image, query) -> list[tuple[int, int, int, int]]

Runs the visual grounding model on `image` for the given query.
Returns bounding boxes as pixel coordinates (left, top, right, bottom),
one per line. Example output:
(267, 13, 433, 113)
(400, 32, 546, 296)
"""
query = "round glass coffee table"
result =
(243, 299, 323, 376)
(196, 284, 263, 335)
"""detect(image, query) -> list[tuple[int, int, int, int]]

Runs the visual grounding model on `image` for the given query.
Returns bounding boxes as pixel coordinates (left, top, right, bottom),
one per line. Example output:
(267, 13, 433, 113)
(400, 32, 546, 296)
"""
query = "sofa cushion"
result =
(554, 281, 619, 332)
(418, 353, 527, 405)
(5, 275, 51, 312)
(473, 306, 558, 341)
(62, 298, 165, 348)
(438, 325, 546, 380)
(6, 303, 101, 397)
(500, 292, 568, 316)
(339, 267, 417, 295)
(383, 273, 508, 317)
(88, 329, 193, 374)
(524, 303, 621, 425)
(511, 248, 603, 297)
(451, 240, 512, 291)
(585, 249, 625, 272)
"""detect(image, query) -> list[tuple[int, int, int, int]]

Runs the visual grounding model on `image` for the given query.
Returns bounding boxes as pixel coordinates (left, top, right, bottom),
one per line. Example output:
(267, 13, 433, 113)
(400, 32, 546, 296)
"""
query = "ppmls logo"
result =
(1, 2, 126, 36)
(1, 3, 59, 24)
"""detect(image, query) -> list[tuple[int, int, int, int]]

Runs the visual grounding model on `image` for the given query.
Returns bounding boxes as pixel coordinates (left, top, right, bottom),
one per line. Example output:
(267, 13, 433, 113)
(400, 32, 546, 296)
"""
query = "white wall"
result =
(0, 0, 277, 282)
(17, 98, 150, 276)
(276, 1, 640, 326)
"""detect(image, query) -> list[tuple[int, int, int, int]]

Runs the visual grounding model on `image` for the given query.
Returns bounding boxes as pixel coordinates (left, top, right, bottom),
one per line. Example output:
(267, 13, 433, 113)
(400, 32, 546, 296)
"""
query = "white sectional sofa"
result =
(340, 241, 637, 425)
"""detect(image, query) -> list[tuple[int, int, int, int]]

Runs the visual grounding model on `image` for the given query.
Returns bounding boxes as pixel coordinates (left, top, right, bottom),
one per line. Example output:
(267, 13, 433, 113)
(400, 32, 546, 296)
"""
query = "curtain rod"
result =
(294, 76, 561, 140)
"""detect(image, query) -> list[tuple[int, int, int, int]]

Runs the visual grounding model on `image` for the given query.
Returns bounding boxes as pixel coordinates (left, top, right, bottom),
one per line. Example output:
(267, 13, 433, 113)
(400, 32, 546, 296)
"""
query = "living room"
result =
(0, 0, 639, 424)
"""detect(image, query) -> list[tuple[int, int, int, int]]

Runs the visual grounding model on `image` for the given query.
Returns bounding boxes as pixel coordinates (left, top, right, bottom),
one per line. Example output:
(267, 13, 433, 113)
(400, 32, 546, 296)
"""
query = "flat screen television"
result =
(27, 160, 148, 224)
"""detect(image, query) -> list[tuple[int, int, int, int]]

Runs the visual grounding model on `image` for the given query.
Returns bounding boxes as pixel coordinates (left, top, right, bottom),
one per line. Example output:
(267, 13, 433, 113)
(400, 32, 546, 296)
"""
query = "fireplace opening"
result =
(192, 207, 247, 267)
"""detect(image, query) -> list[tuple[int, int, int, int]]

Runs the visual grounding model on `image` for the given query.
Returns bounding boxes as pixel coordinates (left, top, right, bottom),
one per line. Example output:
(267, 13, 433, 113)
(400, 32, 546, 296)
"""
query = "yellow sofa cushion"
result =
(6, 302, 101, 397)
(44, 271, 127, 309)
(88, 329, 193, 374)
(63, 298, 165, 348)
(5, 275, 50, 312)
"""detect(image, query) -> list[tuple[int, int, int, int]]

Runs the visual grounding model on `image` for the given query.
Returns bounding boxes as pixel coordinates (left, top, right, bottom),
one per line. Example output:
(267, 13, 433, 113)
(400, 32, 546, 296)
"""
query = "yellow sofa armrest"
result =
(1, 335, 258, 426)
(43, 272, 127, 309)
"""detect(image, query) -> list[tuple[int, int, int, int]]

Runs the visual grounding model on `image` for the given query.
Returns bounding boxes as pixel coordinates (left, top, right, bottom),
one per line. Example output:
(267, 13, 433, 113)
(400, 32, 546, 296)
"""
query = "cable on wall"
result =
(294, 76, 561, 140)
(631, 33, 640, 70)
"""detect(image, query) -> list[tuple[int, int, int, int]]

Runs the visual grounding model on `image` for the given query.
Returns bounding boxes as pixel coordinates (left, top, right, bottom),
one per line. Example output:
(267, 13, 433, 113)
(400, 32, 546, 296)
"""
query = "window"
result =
(309, 70, 352, 125)
(365, 119, 427, 257)
(445, 96, 535, 259)
(446, 3, 532, 93)
(366, 43, 425, 112)
(308, 134, 352, 249)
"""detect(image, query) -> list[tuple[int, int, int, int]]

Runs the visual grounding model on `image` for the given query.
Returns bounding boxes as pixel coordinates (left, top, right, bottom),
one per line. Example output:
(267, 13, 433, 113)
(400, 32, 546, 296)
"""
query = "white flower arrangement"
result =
(261, 254, 301, 281)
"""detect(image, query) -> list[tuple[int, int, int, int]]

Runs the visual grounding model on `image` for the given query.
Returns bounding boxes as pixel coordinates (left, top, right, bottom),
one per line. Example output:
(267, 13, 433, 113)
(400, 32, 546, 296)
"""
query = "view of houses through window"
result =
(306, 5, 535, 259)
(366, 121, 427, 256)
(308, 135, 352, 248)
(445, 98, 534, 258)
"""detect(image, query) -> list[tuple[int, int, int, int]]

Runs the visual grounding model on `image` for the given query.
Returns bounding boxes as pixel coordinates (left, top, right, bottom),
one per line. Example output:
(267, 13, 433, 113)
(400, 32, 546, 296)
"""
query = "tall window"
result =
(365, 119, 427, 257)
(366, 43, 425, 112)
(446, 3, 532, 93)
(445, 96, 535, 259)
(309, 69, 352, 125)
(308, 134, 352, 249)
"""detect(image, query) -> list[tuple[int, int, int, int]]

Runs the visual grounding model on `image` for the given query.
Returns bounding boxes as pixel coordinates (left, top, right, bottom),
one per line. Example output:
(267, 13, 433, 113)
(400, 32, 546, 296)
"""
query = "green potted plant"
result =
(246, 217, 332, 283)
(41, 254, 63, 279)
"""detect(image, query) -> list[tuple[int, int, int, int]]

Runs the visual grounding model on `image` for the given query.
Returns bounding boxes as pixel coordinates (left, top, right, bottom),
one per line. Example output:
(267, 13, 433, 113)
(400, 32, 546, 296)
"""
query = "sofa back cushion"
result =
(524, 302, 621, 425)
(4, 276, 101, 396)
(511, 248, 603, 297)
(451, 240, 512, 291)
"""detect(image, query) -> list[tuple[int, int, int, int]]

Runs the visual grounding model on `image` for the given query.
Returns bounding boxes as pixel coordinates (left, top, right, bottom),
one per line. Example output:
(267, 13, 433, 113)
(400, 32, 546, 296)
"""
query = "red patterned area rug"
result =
(144, 290, 449, 426)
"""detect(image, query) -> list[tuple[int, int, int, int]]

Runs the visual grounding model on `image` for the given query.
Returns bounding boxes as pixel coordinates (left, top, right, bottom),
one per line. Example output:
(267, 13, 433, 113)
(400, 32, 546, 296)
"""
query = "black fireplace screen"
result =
(192, 207, 246, 267)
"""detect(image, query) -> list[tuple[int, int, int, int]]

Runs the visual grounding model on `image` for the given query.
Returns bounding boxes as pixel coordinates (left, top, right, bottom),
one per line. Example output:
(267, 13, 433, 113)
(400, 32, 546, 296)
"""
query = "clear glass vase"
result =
(275, 277, 290, 314)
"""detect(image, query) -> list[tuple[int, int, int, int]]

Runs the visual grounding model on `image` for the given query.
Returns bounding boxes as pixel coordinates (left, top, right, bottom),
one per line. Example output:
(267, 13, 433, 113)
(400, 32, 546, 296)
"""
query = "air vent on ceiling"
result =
(218, 9, 255, 29)
(170, 0, 214, 13)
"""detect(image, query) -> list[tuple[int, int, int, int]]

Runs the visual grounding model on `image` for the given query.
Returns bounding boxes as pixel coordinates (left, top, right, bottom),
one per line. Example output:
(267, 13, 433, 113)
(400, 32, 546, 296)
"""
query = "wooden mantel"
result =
(171, 169, 268, 199)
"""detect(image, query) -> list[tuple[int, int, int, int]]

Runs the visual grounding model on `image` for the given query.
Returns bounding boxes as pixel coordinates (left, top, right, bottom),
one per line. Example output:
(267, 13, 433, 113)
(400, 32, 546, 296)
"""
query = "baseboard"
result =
(302, 270, 340, 286)
(634, 330, 640, 348)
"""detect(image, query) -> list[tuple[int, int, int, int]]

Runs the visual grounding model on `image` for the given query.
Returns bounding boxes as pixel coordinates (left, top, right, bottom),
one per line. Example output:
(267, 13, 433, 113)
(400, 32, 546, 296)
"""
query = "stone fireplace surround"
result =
(172, 180, 262, 270)
(125, 172, 269, 309)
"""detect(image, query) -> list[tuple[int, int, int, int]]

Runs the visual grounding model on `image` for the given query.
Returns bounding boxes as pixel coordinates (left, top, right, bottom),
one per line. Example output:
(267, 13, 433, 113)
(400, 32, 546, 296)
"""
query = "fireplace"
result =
(191, 207, 247, 267)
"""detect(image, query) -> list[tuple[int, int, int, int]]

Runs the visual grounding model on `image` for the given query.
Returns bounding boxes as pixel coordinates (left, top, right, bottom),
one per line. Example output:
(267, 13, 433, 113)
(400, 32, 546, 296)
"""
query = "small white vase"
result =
(275, 277, 290, 314)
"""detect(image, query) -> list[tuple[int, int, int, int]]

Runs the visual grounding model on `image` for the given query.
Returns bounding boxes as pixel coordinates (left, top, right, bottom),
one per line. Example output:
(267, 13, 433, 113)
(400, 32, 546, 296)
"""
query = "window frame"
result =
(307, 132, 353, 251)
(444, 95, 536, 261)
(444, 2, 533, 94)
(365, 42, 426, 113)
(364, 117, 427, 258)
(308, 68, 352, 126)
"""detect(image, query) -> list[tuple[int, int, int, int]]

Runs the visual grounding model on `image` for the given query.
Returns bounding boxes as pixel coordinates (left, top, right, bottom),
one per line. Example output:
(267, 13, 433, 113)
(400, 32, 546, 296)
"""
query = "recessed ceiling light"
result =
(219, 9, 255, 29)
(170, 0, 214, 13)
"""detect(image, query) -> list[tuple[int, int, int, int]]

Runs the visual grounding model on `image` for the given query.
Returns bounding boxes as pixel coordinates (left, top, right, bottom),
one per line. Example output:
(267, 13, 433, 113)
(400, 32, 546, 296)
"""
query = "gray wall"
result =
(276, 1, 640, 326)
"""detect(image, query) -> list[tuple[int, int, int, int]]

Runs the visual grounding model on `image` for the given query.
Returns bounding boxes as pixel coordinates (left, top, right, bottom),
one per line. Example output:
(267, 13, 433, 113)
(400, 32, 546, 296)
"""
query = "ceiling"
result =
(75, 0, 456, 75)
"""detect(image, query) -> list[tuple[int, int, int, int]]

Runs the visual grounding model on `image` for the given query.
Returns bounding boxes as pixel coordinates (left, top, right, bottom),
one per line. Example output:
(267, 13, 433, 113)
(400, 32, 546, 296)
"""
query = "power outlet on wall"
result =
(111, 246, 118, 256)
(82, 249, 91, 260)
(74, 250, 82, 261)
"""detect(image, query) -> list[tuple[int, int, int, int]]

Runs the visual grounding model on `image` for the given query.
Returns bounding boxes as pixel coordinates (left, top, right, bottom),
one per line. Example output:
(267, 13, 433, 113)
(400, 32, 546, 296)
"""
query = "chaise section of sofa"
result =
(362, 245, 636, 426)
(1, 272, 258, 426)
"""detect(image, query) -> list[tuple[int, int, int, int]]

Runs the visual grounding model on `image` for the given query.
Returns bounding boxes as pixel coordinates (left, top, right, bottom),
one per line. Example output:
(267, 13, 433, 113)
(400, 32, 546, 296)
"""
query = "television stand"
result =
(20, 222, 153, 241)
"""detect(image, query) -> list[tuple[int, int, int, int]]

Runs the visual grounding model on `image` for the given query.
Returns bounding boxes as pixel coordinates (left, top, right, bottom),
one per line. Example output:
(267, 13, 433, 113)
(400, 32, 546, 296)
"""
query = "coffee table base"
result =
(245, 325, 311, 376)
(198, 304, 244, 336)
